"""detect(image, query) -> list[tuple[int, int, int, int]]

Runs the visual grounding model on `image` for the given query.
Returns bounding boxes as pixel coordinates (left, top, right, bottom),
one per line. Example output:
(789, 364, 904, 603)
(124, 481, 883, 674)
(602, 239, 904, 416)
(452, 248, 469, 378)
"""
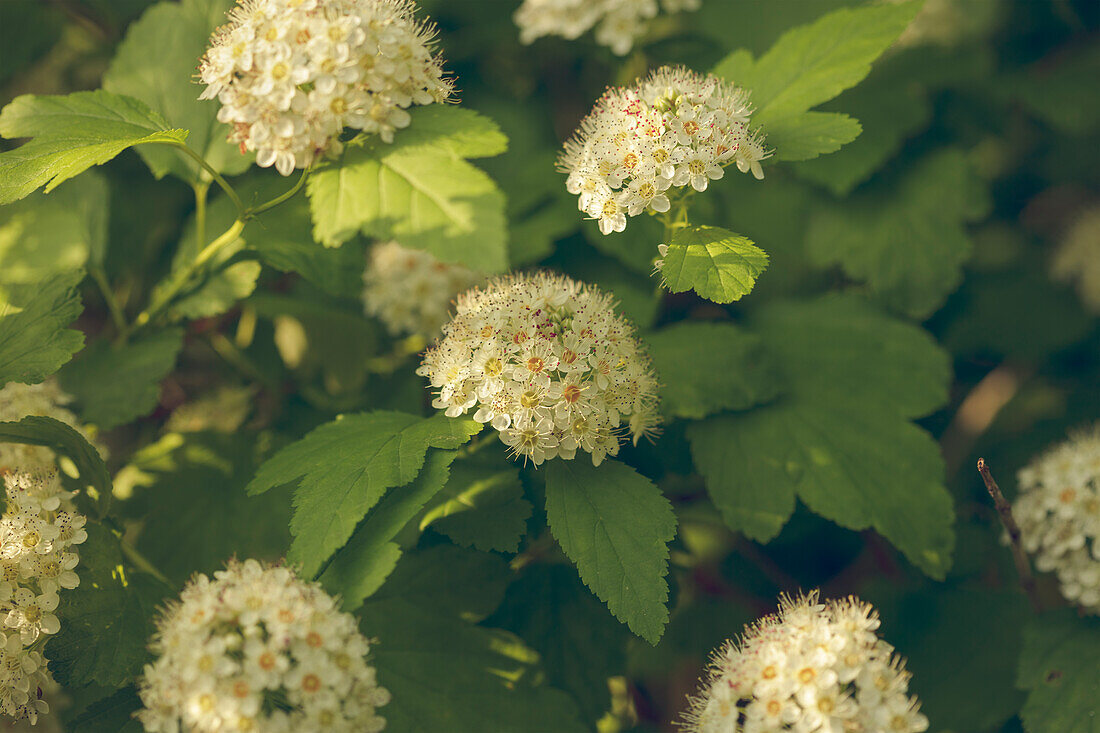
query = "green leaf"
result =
(0, 90, 188, 204)
(0, 172, 109, 281)
(713, 2, 919, 161)
(102, 0, 250, 182)
(307, 106, 508, 272)
(491, 564, 629, 723)
(1014, 44, 1100, 136)
(46, 524, 169, 688)
(645, 321, 781, 419)
(805, 149, 990, 317)
(59, 328, 183, 429)
(320, 448, 457, 609)
(544, 459, 677, 644)
(0, 415, 110, 501)
(119, 432, 292, 585)
(420, 450, 533, 553)
(659, 225, 768, 304)
(686, 295, 955, 577)
(866, 586, 1028, 732)
(368, 544, 512, 622)
(63, 686, 144, 733)
(1018, 611, 1100, 733)
(0, 269, 84, 387)
(245, 411, 480, 578)
(359, 565, 587, 733)
(764, 111, 862, 162)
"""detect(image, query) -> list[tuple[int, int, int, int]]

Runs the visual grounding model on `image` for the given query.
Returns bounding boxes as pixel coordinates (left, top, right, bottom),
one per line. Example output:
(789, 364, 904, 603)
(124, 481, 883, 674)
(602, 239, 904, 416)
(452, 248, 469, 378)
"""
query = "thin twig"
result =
(977, 458, 1042, 613)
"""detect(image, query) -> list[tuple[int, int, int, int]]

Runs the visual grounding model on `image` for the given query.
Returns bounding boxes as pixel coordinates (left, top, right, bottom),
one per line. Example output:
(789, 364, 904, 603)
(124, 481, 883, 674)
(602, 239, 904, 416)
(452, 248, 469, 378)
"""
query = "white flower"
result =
(680, 592, 929, 733)
(362, 241, 485, 339)
(1051, 206, 1100, 315)
(0, 379, 100, 473)
(515, 0, 701, 55)
(0, 470, 87, 724)
(200, 0, 454, 175)
(1013, 425, 1100, 613)
(138, 559, 390, 733)
(560, 66, 768, 241)
(418, 271, 661, 466)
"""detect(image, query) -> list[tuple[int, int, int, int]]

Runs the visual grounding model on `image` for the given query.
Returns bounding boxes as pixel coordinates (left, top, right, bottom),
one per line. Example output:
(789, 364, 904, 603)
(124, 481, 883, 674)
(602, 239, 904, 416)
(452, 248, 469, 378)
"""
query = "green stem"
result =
(127, 218, 246, 336)
(248, 168, 309, 217)
(163, 141, 245, 215)
(119, 536, 173, 587)
(457, 429, 494, 459)
(89, 266, 127, 334)
(194, 181, 209, 253)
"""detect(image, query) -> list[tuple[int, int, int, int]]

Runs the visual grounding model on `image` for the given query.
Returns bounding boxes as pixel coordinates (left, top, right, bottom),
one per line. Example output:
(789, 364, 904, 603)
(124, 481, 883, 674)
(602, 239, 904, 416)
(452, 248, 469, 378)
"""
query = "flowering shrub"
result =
(0, 0, 1097, 730)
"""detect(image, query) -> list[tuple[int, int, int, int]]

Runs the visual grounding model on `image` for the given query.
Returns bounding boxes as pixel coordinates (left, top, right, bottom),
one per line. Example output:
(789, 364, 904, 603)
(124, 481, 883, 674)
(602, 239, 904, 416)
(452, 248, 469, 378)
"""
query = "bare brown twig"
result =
(977, 458, 1042, 613)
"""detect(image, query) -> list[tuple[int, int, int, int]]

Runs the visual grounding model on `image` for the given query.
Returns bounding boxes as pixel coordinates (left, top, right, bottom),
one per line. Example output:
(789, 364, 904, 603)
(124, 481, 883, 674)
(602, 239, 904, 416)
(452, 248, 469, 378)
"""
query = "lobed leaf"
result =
(307, 106, 508, 271)
(659, 225, 768, 304)
(0, 415, 110, 502)
(1018, 611, 1100, 733)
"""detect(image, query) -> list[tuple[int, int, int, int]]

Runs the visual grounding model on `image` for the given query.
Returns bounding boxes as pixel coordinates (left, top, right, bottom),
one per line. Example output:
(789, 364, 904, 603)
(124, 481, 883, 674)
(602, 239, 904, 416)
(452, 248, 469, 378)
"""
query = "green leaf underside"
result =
(0, 172, 109, 281)
(687, 294, 955, 577)
(60, 328, 183, 429)
(805, 149, 990, 318)
(419, 452, 533, 553)
(122, 432, 293, 584)
(360, 550, 586, 733)
(47, 524, 168, 688)
(0, 90, 188, 204)
(645, 321, 781, 419)
(102, 0, 250, 182)
(307, 105, 508, 272)
(1018, 612, 1100, 733)
(0, 269, 84, 387)
(713, 2, 920, 162)
(0, 416, 110, 499)
(320, 448, 457, 610)
(660, 225, 768, 304)
(544, 460, 677, 644)
(245, 411, 480, 578)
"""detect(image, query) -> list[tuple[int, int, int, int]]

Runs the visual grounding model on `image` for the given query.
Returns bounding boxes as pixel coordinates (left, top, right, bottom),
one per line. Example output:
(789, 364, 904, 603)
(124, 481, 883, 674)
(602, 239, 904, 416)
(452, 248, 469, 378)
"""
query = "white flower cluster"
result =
(560, 66, 767, 237)
(417, 271, 661, 466)
(362, 241, 484, 339)
(1014, 426, 1100, 613)
(0, 471, 88, 725)
(515, 0, 701, 55)
(138, 559, 390, 733)
(1051, 206, 1100, 314)
(200, 0, 453, 175)
(0, 381, 94, 474)
(682, 593, 929, 733)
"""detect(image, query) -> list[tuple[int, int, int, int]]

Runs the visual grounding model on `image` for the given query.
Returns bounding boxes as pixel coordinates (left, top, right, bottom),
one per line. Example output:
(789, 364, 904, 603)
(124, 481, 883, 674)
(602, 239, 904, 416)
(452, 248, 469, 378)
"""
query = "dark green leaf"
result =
(47, 524, 169, 688)
(645, 321, 781, 419)
(544, 459, 677, 644)
(0, 269, 84, 387)
(121, 432, 292, 585)
(60, 328, 183, 429)
(1018, 611, 1100, 733)
(687, 295, 955, 577)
